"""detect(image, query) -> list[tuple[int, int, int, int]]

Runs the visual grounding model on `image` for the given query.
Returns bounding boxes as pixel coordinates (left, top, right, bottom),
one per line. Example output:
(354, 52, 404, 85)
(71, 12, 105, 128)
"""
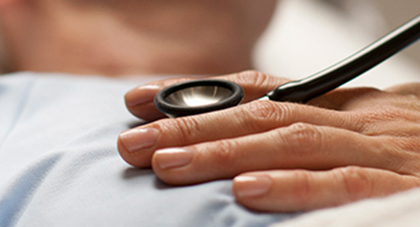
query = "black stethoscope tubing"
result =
(265, 13, 420, 102)
(155, 14, 420, 118)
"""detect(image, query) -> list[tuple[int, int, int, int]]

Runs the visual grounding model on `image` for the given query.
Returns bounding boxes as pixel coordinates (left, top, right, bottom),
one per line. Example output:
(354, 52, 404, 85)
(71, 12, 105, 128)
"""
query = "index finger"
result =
(124, 71, 288, 121)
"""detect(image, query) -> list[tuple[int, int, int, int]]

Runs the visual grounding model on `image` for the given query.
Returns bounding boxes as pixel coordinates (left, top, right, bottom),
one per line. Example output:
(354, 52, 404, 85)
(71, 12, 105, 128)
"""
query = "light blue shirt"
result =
(0, 73, 297, 227)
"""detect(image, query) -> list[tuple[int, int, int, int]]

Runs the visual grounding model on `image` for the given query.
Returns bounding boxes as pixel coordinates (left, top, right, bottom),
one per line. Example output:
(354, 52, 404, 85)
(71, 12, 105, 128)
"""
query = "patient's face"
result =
(65, 0, 277, 44)
(0, 0, 278, 75)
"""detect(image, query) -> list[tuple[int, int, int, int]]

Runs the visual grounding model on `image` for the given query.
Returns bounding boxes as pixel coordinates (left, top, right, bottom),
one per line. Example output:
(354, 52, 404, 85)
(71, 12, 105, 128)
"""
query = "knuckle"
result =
(375, 108, 409, 120)
(336, 166, 373, 201)
(280, 123, 323, 155)
(353, 110, 387, 134)
(210, 140, 239, 167)
(349, 111, 371, 133)
(239, 70, 269, 85)
(235, 70, 276, 94)
(243, 101, 291, 130)
(246, 100, 277, 119)
(290, 171, 313, 204)
(365, 108, 407, 123)
(163, 117, 201, 145)
(357, 108, 416, 135)
(393, 137, 420, 153)
(380, 137, 420, 175)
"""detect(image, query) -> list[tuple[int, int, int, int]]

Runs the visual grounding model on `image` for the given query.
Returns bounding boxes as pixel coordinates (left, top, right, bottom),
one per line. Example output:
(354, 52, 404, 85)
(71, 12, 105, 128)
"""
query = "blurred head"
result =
(0, 30, 8, 74)
(0, 0, 278, 76)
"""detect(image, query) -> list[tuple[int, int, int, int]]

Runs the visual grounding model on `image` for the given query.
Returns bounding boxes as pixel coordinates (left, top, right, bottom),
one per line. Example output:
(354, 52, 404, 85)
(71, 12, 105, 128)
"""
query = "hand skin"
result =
(118, 71, 420, 212)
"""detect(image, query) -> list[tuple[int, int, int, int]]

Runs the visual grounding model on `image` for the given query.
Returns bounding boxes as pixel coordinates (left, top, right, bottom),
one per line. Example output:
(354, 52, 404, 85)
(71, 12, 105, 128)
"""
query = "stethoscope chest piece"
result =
(154, 79, 244, 118)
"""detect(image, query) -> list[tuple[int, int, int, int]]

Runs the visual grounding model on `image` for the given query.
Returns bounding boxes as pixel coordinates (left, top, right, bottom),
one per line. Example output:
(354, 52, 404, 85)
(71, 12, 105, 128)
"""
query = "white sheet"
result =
(272, 187, 420, 227)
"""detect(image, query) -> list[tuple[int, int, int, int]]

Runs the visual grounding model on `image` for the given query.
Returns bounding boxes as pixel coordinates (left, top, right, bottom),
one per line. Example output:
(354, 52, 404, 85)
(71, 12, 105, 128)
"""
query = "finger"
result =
(150, 123, 398, 185)
(232, 167, 420, 212)
(118, 101, 359, 168)
(124, 77, 199, 121)
(124, 70, 288, 121)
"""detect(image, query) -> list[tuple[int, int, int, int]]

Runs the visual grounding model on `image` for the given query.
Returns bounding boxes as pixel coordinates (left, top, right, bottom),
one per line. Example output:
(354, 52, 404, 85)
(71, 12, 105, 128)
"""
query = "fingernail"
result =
(154, 148, 194, 169)
(119, 128, 160, 153)
(234, 175, 273, 198)
(125, 84, 161, 106)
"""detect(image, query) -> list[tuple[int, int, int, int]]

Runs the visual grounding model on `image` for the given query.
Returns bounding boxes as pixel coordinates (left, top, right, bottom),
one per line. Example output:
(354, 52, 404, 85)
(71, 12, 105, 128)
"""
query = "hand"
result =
(118, 71, 420, 212)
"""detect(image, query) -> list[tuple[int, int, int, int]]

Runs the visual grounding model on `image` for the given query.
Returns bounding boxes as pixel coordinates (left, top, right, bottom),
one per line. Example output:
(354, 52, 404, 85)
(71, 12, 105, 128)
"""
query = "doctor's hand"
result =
(118, 71, 420, 212)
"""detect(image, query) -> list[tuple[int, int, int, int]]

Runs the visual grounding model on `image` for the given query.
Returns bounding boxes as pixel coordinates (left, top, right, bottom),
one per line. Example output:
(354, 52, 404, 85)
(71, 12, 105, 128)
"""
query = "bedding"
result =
(272, 186, 420, 227)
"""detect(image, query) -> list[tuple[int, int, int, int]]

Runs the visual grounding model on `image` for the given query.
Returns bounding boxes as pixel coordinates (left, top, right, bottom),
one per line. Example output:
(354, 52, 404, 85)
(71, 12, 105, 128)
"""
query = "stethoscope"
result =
(155, 14, 420, 118)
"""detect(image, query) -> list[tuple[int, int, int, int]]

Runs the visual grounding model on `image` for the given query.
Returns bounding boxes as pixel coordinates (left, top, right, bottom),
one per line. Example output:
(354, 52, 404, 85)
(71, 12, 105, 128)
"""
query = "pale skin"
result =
(118, 71, 420, 212)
